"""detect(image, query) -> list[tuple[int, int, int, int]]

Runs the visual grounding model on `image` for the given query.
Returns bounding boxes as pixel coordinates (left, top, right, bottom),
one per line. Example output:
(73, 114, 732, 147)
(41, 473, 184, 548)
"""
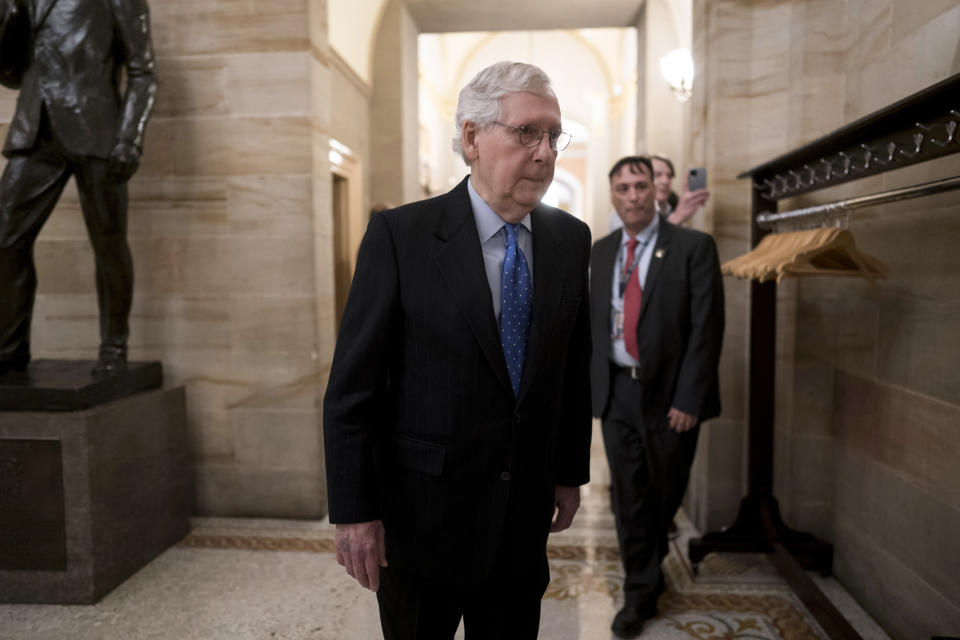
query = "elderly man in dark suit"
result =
(323, 61, 592, 639)
(591, 156, 724, 637)
(0, 0, 157, 375)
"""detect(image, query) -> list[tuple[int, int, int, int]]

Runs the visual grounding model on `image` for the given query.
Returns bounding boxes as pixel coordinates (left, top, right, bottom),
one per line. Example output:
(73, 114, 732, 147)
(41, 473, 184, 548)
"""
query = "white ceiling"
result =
(405, 0, 646, 33)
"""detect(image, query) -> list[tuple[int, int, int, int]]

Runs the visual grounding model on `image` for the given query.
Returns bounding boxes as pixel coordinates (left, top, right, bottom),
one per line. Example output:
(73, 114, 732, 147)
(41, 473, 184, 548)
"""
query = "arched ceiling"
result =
(405, 0, 646, 33)
(328, 0, 389, 85)
(419, 30, 635, 128)
(327, 0, 647, 86)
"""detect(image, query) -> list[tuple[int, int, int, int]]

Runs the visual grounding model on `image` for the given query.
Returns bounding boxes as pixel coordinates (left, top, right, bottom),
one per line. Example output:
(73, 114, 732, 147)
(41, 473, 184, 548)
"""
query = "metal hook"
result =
(931, 120, 957, 147)
(837, 151, 856, 174)
(789, 169, 811, 188)
(819, 158, 834, 181)
(873, 141, 896, 165)
(860, 144, 873, 170)
(760, 178, 779, 199)
(898, 132, 924, 158)
(804, 163, 824, 184)
(862, 143, 884, 166)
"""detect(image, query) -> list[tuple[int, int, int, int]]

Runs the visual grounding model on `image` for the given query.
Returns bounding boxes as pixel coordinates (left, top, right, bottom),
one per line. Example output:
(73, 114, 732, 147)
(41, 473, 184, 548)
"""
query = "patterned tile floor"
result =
(0, 482, 890, 640)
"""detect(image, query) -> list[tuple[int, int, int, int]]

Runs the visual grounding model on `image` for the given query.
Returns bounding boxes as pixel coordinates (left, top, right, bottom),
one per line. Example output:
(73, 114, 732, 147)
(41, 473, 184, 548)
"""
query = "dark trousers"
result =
(376, 546, 548, 640)
(0, 112, 132, 365)
(601, 367, 699, 607)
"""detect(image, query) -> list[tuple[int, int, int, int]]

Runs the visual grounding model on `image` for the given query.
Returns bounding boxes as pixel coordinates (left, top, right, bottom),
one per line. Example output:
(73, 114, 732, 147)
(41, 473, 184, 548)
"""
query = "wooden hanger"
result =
(722, 227, 888, 282)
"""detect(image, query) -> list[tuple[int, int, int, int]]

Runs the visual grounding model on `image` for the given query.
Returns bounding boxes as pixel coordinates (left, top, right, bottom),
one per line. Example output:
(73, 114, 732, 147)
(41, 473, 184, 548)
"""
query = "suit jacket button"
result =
(500, 471, 511, 481)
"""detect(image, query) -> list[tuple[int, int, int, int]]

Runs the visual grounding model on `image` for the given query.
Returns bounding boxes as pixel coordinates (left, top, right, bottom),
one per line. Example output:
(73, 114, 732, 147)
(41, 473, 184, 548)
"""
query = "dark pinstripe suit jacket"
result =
(323, 177, 592, 585)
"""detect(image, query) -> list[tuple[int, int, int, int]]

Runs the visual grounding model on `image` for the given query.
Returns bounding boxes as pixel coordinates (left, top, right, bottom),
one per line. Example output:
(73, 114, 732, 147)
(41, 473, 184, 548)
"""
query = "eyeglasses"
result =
(493, 122, 572, 152)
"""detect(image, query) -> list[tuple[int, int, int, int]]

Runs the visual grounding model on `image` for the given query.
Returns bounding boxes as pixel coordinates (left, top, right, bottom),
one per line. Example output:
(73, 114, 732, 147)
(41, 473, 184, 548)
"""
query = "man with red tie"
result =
(590, 156, 724, 637)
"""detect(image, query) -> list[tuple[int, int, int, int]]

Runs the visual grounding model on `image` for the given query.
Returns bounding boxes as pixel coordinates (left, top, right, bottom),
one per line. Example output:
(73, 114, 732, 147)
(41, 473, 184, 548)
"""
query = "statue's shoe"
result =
(92, 353, 127, 377)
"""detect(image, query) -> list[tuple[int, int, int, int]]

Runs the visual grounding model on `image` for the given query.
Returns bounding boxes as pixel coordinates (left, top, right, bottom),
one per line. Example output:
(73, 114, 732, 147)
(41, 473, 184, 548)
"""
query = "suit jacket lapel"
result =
(517, 205, 566, 402)
(433, 179, 514, 397)
(593, 231, 619, 327)
(640, 220, 674, 321)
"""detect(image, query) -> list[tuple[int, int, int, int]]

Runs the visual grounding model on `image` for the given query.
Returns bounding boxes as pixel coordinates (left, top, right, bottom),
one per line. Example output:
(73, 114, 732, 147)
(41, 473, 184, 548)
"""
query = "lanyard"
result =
(618, 236, 652, 298)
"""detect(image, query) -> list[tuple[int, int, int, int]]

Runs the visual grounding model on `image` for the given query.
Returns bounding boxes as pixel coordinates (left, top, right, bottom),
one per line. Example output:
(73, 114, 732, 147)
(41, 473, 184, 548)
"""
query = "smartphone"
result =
(688, 167, 707, 191)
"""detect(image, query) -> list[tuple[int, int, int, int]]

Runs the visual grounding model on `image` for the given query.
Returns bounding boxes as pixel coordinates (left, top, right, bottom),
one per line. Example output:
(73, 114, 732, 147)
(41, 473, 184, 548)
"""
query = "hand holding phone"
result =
(668, 168, 710, 226)
(688, 167, 707, 192)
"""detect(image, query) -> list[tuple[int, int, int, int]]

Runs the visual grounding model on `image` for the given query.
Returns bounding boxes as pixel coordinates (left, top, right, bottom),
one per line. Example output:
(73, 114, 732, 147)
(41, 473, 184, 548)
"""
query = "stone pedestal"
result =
(0, 359, 163, 411)
(0, 364, 191, 604)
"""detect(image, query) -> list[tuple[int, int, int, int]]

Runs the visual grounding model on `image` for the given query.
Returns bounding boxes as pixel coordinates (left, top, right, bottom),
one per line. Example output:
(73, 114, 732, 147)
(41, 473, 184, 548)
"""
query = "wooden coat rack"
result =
(688, 72, 960, 639)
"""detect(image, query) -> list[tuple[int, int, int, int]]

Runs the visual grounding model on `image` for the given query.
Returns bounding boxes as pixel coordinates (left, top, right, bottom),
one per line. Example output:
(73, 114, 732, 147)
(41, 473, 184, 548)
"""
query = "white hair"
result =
(452, 61, 555, 164)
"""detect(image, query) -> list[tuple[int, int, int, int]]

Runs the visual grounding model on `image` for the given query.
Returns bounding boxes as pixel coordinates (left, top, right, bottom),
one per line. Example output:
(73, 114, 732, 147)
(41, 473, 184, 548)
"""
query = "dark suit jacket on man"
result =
(590, 220, 724, 426)
(323, 177, 593, 587)
(3, 0, 157, 159)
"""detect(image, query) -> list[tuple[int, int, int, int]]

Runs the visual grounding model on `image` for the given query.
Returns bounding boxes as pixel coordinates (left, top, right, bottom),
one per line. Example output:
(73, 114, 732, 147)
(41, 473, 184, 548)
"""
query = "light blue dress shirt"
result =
(610, 213, 659, 367)
(467, 177, 534, 321)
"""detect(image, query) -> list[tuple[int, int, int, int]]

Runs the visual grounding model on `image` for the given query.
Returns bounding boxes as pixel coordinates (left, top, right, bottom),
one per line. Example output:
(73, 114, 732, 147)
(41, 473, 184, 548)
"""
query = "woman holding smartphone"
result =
(651, 154, 710, 226)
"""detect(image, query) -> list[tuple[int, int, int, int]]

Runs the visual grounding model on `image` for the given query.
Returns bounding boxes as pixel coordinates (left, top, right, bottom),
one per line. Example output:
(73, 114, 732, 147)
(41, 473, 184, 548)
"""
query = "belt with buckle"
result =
(614, 365, 642, 380)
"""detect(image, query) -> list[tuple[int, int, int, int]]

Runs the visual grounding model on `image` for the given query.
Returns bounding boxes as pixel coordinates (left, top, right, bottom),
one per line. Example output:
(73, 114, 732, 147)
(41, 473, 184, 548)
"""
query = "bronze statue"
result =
(0, 0, 157, 376)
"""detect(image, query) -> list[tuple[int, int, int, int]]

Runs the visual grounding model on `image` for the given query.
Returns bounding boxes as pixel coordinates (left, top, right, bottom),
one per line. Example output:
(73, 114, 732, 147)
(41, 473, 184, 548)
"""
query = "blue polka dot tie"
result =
(500, 223, 532, 397)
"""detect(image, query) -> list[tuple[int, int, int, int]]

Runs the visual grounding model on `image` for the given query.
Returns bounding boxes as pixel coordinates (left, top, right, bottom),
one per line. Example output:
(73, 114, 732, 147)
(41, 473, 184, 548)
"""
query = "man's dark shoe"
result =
(611, 602, 657, 638)
(92, 352, 127, 376)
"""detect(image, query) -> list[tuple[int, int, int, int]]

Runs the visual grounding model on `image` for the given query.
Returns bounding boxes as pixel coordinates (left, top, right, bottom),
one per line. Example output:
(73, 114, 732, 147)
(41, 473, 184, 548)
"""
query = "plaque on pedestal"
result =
(0, 361, 191, 604)
(0, 439, 67, 570)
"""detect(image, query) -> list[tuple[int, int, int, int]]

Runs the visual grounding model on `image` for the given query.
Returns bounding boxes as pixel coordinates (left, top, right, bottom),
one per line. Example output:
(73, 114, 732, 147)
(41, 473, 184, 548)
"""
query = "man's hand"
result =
(667, 189, 710, 226)
(667, 407, 698, 433)
(550, 485, 581, 533)
(107, 141, 141, 183)
(334, 520, 387, 592)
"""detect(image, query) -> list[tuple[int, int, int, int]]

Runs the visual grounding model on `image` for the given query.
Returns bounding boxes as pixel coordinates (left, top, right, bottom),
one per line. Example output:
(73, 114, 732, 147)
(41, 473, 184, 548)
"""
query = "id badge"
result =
(611, 310, 624, 339)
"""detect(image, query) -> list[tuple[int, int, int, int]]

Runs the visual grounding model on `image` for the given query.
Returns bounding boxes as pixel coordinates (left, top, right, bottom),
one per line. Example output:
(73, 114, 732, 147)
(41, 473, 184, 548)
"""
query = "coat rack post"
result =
(688, 180, 834, 574)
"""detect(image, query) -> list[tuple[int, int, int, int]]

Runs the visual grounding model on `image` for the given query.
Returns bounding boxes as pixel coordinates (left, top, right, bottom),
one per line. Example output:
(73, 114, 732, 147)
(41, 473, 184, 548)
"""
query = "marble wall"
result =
(371, 0, 421, 208)
(328, 54, 372, 210)
(0, 0, 344, 518)
(639, 0, 690, 181)
(684, 0, 753, 534)
(691, 0, 960, 636)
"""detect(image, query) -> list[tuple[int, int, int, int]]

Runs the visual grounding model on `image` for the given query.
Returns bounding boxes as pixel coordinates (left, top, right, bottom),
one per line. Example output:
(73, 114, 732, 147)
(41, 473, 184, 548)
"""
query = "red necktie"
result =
(623, 237, 642, 361)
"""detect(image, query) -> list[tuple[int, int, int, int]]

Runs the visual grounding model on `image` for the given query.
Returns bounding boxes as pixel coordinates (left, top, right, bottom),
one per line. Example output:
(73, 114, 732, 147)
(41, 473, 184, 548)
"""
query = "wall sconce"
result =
(659, 48, 694, 102)
(329, 138, 352, 166)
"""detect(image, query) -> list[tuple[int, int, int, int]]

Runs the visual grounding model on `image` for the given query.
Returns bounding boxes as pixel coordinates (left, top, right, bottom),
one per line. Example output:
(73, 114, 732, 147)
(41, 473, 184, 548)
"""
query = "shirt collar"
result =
(619, 210, 659, 247)
(468, 176, 532, 243)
